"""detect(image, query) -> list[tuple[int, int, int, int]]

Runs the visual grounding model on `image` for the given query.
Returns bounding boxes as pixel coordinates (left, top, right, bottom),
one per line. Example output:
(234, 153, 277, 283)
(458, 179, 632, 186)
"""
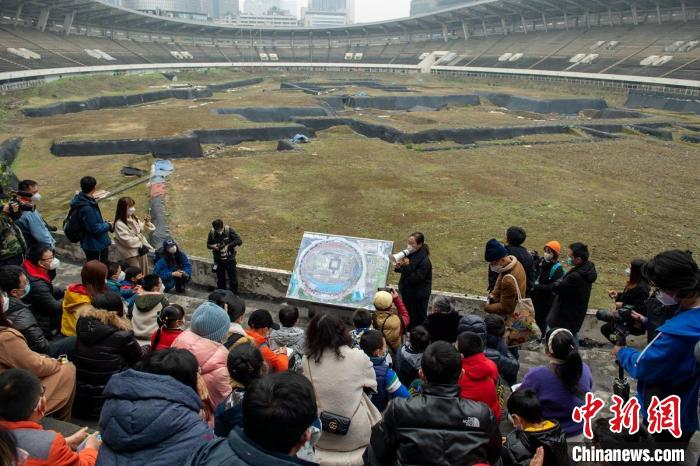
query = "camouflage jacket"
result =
(0, 212, 27, 260)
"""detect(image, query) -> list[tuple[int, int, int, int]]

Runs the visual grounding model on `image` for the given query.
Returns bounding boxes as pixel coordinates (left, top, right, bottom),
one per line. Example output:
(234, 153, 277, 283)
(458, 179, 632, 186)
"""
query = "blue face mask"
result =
(23, 283, 31, 297)
(566, 256, 574, 267)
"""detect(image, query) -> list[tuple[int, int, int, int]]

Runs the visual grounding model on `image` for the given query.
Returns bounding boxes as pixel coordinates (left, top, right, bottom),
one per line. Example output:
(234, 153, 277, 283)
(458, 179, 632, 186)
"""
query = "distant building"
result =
(205, 0, 240, 18)
(410, 0, 466, 16)
(303, 0, 354, 26)
(122, 0, 208, 20)
(244, 0, 281, 15)
(216, 6, 298, 26)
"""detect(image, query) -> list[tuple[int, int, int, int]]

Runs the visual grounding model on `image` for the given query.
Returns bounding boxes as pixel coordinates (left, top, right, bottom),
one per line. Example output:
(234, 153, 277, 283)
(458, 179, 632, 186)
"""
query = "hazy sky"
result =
(292, 0, 411, 23)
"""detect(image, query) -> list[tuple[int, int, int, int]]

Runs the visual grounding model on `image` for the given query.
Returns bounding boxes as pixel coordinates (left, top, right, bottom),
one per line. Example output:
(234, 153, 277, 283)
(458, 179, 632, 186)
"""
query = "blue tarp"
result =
(291, 134, 311, 144)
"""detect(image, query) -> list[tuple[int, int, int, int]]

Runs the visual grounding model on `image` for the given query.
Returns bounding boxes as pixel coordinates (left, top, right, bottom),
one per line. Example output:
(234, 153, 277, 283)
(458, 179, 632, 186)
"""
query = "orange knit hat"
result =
(545, 241, 561, 255)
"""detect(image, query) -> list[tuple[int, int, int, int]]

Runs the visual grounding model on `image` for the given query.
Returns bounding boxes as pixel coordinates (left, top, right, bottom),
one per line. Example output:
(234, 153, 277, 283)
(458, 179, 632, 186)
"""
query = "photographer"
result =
(206, 219, 242, 294)
(0, 198, 27, 266)
(599, 259, 650, 342)
(614, 250, 700, 443)
(394, 232, 432, 330)
(14, 180, 55, 251)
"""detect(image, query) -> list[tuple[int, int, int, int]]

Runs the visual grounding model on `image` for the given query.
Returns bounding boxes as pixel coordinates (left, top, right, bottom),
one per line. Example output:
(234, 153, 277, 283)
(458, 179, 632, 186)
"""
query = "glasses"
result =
(40, 255, 54, 262)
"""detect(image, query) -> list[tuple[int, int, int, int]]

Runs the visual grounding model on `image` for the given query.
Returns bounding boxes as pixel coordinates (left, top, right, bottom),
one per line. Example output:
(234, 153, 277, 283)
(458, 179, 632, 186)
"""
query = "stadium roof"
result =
(0, 0, 696, 38)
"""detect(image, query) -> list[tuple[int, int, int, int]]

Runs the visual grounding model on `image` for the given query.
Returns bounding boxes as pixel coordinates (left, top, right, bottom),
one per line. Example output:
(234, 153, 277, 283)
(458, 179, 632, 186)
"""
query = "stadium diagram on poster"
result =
(287, 232, 393, 310)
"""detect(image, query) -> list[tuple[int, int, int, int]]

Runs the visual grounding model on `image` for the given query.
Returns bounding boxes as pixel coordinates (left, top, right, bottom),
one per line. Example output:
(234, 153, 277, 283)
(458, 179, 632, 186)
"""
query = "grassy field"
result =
(3, 70, 699, 308)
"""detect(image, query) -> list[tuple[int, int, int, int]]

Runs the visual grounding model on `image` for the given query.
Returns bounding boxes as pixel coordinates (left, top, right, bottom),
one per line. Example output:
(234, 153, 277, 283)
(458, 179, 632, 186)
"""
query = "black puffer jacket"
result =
(397, 246, 432, 299)
(364, 384, 501, 466)
(423, 310, 461, 343)
(531, 260, 565, 317)
(502, 421, 571, 466)
(5, 297, 50, 354)
(74, 307, 143, 419)
(22, 261, 64, 337)
(547, 261, 598, 334)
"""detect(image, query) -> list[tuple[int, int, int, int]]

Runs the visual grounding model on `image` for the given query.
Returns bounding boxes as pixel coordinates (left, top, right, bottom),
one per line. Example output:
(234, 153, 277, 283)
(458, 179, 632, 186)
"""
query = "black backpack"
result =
(63, 205, 84, 243)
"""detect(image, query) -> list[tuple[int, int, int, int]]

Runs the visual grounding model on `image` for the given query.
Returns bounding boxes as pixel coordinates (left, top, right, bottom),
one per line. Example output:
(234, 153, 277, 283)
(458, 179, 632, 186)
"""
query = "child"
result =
(150, 304, 186, 351)
(121, 266, 143, 317)
(395, 325, 430, 387)
(106, 262, 125, 294)
(456, 331, 501, 421)
(209, 290, 248, 348)
(502, 389, 570, 466)
(372, 290, 410, 363)
(351, 308, 372, 348)
(423, 295, 461, 343)
(132, 274, 169, 347)
(269, 305, 305, 354)
(360, 329, 410, 412)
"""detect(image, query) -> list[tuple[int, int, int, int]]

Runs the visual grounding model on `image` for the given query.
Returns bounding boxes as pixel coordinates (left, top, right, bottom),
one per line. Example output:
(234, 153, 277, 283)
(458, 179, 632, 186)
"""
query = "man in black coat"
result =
(364, 341, 502, 466)
(207, 219, 243, 294)
(395, 232, 432, 330)
(488, 226, 536, 295)
(186, 372, 318, 466)
(547, 242, 598, 341)
(22, 246, 64, 337)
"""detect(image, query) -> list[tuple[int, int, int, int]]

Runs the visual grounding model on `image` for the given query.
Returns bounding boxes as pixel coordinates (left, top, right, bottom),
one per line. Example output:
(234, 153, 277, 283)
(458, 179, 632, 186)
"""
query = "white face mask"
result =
(490, 264, 504, 273)
(167, 246, 177, 254)
(1, 293, 8, 313)
(656, 290, 678, 307)
(49, 258, 60, 270)
(543, 252, 554, 262)
(159, 283, 166, 293)
(31, 193, 41, 202)
(128, 207, 136, 215)
(118, 271, 126, 281)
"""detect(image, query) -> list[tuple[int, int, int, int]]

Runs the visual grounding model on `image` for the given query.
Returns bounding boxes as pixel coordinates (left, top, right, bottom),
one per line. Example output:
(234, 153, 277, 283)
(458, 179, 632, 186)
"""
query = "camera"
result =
(377, 287, 394, 293)
(2, 191, 34, 219)
(596, 304, 635, 344)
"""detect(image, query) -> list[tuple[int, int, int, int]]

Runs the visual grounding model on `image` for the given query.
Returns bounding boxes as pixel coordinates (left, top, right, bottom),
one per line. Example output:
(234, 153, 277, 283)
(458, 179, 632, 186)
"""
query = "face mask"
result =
(167, 246, 177, 254)
(490, 264, 503, 273)
(118, 271, 126, 281)
(656, 290, 678, 307)
(567, 256, 574, 267)
(49, 258, 60, 270)
(625, 268, 631, 277)
(31, 193, 41, 202)
(159, 283, 166, 293)
(1, 293, 8, 313)
(543, 252, 554, 262)
(23, 283, 31, 297)
(128, 207, 136, 215)
(216, 229, 224, 235)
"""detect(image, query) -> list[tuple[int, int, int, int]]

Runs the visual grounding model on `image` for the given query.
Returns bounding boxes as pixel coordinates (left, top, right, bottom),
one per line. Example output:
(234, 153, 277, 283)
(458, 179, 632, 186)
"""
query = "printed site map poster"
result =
(286, 232, 393, 310)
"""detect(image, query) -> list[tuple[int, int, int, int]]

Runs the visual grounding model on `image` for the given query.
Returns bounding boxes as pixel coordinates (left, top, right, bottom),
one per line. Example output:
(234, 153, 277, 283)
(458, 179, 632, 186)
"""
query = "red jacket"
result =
(0, 420, 97, 466)
(458, 353, 501, 422)
(150, 327, 183, 351)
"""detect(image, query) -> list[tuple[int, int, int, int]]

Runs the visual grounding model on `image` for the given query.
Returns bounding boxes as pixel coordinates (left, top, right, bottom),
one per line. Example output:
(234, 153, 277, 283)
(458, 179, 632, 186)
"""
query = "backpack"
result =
(63, 205, 84, 243)
(548, 262, 564, 280)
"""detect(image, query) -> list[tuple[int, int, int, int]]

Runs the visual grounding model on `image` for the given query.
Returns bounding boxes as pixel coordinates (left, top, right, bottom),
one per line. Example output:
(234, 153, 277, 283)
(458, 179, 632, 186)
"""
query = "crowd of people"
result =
(0, 176, 698, 466)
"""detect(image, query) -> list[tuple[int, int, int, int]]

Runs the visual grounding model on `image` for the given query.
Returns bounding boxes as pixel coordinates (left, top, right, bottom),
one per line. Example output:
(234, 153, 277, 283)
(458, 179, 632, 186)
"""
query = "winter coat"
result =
(397, 247, 432, 299)
(518, 364, 593, 437)
(484, 256, 527, 317)
(61, 284, 92, 337)
(614, 284, 650, 312)
(6, 296, 51, 354)
(114, 217, 154, 260)
(22, 259, 63, 337)
(150, 327, 184, 351)
(457, 314, 519, 386)
(0, 420, 97, 466)
(302, 346, 381, 466)
(70, 192, 111, 252)
(172, 330, 231, 424)
(424, 310, 461, 343)
(502, 420, 570, 466)
(269, 326, 305, 355)
(0, 212, 26, 261)
(154, 252, 192, 291)
(364, 384, 501, 466)
(547, 261, 598, 334)
(531, 260, 564, 318)
(206, 226, 242, 263)
(185, 427, 316, 466)
(132, 293, 169, 346)
(395, 343, 422, 387)
(458, 353, 501, 421)
(617, 306, 700, 434)
(74, 307, 143, 419)
(97, 369, 214, 466)
(0, 327, 76, 416)
(246, 328, 289, 373)
(16, 208, 55, 250)
(489, 245, 535, 293)
(373, 295, 410, 360)
(214, 387, 246, 438)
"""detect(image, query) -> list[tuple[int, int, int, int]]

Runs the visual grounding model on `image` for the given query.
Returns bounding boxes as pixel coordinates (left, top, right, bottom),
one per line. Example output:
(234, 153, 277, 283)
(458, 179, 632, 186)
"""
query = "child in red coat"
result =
(456, 331, 501, 422)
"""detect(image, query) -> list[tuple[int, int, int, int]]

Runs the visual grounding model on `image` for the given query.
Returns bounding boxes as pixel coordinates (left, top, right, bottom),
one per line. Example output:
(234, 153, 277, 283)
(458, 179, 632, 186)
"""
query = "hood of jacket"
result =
(461, 353, 494, 381)
(63, 284, 91, 310)
(400, 344, 423, 370)
(135, 293, 165, 312)
(507, 420, 567, 461)
(270, 327, 304, 347)
(22, 259, 51, 284)
(458, 314, 487, 341)
(100, 369, 202, 451)
(571, 260, 597, 284)
(70, 191, 97, 210)
(657, 306, 700, 337)
(76, 307, 132, 345)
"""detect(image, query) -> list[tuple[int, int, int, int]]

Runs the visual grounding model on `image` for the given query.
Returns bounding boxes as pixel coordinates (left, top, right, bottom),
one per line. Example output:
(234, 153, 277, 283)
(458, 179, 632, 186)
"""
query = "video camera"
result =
(2, 190, 34, 219)
(596, 304, 635, 344)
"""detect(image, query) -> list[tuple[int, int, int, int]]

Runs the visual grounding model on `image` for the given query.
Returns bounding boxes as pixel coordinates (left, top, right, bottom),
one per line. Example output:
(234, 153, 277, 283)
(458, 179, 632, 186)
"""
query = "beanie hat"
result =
(484, 238, 508, 262)
(191, 301, 230, 343)
(484, 314, 506, 337)
(373, 291, 393, 310)
(545, 241, 561, 255)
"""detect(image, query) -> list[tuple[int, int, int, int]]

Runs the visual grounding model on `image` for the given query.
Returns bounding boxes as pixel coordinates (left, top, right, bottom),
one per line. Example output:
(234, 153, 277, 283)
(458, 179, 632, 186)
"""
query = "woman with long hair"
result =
(61, 260, 108, 337)
(301, 313, 380, 466)
(517, 328, 593, 440)
(608, 259, 650, 311)
(113, 196, 155, 273)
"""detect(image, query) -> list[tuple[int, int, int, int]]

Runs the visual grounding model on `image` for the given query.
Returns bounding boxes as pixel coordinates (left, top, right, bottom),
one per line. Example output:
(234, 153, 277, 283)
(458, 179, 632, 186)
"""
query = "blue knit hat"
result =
(190, 301, 230, 343)
(484, 238, 508, 262)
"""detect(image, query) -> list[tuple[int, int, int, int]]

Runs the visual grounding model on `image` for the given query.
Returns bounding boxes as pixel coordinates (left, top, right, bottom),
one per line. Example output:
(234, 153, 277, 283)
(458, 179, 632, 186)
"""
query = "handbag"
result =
(504, 274, 541, 346)
(137, 245, 149, 256)
(304, 358, 354, 436)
